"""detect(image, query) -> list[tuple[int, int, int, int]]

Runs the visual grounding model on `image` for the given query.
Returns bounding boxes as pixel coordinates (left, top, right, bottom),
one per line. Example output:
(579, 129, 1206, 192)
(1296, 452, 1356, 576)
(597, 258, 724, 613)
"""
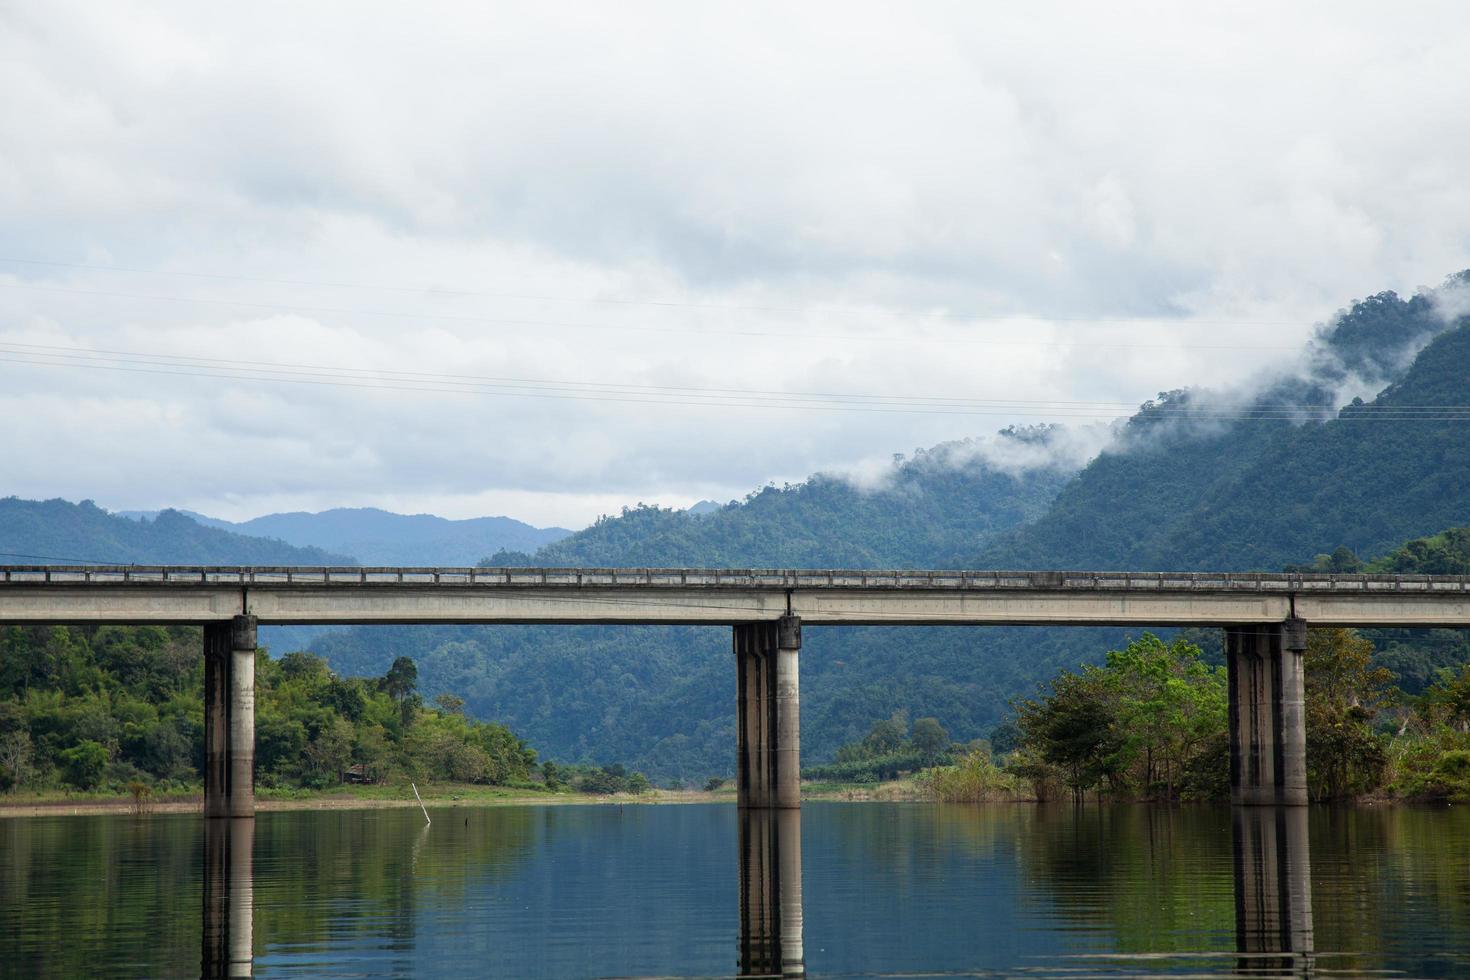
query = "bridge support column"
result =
(204, 616, 257, 819)
(735, 615, 801, 809)
(1227, 619, 1308, 806)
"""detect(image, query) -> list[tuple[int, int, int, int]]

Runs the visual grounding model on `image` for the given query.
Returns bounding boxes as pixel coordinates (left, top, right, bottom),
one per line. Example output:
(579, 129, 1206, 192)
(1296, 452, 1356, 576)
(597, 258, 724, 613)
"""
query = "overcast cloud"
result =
(1, 1, 1467, 527)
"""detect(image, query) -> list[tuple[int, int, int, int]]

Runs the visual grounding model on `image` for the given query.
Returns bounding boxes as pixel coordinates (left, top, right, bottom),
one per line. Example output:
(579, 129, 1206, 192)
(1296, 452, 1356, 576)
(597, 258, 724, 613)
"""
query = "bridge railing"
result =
(2, 566, 1469, 592)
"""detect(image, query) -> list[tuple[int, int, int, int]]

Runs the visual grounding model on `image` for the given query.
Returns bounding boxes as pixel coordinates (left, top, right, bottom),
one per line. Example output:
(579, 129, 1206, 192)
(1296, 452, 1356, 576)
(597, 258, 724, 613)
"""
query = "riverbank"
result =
(0, 779, 950, 818)
(0, 782, 737, 818)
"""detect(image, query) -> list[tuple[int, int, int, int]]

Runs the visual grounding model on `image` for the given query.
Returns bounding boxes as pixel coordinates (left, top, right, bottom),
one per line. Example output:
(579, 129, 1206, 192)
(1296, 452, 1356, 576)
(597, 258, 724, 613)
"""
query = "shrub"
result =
(920, 748, 1025, 802)
(59, 740, 109, 790)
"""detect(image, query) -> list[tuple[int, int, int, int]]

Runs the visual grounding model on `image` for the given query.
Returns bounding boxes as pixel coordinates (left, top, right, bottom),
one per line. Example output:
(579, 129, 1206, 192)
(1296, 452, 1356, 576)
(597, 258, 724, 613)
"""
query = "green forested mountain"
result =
(980, 285, 1469, 570)
(311, 275, 1470, 782)
(530, 444, 1071, 568)
(0, 498, 353, 566)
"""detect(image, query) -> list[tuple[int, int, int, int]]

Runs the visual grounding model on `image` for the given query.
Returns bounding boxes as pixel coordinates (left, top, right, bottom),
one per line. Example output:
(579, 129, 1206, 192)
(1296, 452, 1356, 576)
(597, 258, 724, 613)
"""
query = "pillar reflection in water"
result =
(1233, 806, 1313, 973)
(202, 817, 254, 978)
(738, 807, 804, 977)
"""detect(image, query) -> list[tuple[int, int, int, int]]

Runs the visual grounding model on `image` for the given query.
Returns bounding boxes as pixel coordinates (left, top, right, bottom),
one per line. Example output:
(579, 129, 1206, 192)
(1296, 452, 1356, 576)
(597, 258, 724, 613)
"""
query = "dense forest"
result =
(525, 438, 1072, 568)
(310, 276, 1470, 782)
(0, 624, 648, 798)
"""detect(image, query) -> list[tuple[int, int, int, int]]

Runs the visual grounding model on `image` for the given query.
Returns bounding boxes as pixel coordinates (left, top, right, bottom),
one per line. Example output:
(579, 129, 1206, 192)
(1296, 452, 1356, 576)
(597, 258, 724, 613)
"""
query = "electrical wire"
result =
(2, 341, 1468, 420)
(0, 256, 1317, 327)
(0, 280, 1309, 352)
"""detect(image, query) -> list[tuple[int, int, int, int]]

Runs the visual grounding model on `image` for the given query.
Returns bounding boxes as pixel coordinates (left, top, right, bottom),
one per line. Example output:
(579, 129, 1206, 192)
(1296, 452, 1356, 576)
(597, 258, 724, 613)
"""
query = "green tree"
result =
(862, 711, 909, 756)
(911, 717, 950, 764)
(59, 739, 109, 789)
(1306, 628, 1392, 800)
(1101, 634, 1226, 799)
(1015, 669, 1121, 800)
(382, 657, 419, 724)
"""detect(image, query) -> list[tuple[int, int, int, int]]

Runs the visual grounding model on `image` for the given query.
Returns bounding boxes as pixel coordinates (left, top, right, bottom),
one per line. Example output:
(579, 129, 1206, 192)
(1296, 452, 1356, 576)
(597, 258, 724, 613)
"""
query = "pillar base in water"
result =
(204, 616, 257, 819)
(735, 617, 801, 810)
(1227, 619, 1308, 806)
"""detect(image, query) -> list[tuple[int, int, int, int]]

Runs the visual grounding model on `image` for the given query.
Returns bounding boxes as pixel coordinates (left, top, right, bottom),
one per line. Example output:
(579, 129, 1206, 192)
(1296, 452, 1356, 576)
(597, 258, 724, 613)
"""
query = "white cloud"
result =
(0, 1, 1467, 527)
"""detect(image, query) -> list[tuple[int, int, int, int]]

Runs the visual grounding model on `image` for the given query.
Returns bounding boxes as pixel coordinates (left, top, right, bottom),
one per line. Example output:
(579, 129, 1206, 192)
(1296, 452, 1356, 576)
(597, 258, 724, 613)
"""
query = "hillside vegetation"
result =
(312, 275, 1470, 782)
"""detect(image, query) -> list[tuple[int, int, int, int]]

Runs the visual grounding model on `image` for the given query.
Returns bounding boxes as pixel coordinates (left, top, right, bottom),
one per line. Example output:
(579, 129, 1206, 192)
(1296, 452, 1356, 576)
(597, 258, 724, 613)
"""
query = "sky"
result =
(1, 2, 1468, 528)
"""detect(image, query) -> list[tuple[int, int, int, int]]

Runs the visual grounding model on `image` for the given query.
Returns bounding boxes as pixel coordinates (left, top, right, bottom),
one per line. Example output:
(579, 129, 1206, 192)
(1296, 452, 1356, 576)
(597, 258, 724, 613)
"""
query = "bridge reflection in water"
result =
(739, 807, 805, 977)
(202, 818, 254, 979)
(1234, 806, 1314, 974)
(197, 805, 1315, 978)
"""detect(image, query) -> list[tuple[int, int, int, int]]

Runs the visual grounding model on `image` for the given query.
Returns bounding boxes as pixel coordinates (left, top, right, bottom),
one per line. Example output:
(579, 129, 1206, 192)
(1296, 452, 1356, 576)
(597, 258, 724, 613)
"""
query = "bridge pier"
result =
(204, 616, 257, 819)
(735, 615, 801, 809)
(1227, 619, 1308, 806)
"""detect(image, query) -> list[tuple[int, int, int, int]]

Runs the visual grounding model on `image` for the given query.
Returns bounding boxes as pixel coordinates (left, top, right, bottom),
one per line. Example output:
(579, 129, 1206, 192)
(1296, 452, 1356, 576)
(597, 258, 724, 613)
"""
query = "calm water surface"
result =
(3, 802, 1470, 978)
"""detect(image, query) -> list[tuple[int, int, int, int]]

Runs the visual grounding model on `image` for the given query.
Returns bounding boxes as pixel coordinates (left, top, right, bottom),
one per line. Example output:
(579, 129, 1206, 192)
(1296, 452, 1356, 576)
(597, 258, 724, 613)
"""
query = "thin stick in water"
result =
(411, 781, 431, 825)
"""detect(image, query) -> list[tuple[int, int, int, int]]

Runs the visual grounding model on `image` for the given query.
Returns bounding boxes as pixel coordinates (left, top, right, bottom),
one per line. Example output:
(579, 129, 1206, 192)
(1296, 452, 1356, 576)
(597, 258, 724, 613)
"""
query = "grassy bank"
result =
(1, 776, 992, 817)
(0, 781, 737, 818)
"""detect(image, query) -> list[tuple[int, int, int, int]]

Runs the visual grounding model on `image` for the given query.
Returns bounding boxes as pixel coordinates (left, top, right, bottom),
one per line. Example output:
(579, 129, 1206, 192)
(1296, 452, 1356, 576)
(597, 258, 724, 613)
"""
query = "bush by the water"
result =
(920, 747, 1026, 802)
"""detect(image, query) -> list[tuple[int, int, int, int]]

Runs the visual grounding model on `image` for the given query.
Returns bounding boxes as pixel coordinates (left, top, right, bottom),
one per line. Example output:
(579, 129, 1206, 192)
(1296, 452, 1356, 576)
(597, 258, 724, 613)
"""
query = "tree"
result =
(862, 711, 909, 756)
(1422, 664, 1470, 732)
(304, 717, 355, 787)
(434, 694, 466, 716)
(0, 730, 33, 790)
(1306, 628, 1392, 799)
(911, 717, 950, 764)
(1101, 634, 1226, 799)
(59, 739, 109, 790)
(1015, 669, 1121, 800)
(382, 657, 419, 724)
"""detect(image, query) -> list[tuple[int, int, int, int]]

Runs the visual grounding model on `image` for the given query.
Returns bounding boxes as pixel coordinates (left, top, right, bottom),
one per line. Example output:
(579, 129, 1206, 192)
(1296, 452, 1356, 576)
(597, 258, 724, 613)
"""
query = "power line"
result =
(0, 281, 1309, 353)
(0, 255, 1315, 328)
(0, 551, 131, 565)
(2, 342, 1468, 420)
(0, 340, 1224, 408)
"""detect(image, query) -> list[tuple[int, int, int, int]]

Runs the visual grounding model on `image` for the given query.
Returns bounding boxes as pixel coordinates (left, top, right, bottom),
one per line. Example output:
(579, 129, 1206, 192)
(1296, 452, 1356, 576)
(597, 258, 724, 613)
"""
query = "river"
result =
(3, 802, 1469, 977)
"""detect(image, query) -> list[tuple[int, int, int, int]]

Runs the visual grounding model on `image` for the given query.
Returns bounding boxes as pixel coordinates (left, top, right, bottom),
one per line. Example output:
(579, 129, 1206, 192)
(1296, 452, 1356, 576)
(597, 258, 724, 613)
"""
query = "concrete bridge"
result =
(5, 564, 1470, 817)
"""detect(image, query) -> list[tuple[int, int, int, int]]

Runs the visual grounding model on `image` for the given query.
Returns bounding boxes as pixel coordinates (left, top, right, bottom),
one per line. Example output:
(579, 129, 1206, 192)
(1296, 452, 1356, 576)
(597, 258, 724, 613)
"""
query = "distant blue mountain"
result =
(1, 499, 353, 566)
(118, 506, 571, 566)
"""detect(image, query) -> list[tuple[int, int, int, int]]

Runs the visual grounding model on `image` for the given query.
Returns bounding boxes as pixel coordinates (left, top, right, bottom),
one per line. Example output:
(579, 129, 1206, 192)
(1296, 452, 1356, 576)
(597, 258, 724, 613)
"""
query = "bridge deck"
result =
(2, 565, 1469, 627)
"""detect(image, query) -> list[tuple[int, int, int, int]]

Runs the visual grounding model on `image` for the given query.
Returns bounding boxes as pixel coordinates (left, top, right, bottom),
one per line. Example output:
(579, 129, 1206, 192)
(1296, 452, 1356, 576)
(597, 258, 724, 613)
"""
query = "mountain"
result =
(309, 273, 1470, 782)
(532, 440, 1072, 568)
(121, 506, 571, 566)
(979, 282, 1470, 571)
(0, 499, 353, 565)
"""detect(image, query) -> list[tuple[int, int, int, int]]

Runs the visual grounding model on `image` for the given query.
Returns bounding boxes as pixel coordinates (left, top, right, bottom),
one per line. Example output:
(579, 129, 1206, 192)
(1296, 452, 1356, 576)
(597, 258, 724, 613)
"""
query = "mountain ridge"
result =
(117, 505, 572, 566)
